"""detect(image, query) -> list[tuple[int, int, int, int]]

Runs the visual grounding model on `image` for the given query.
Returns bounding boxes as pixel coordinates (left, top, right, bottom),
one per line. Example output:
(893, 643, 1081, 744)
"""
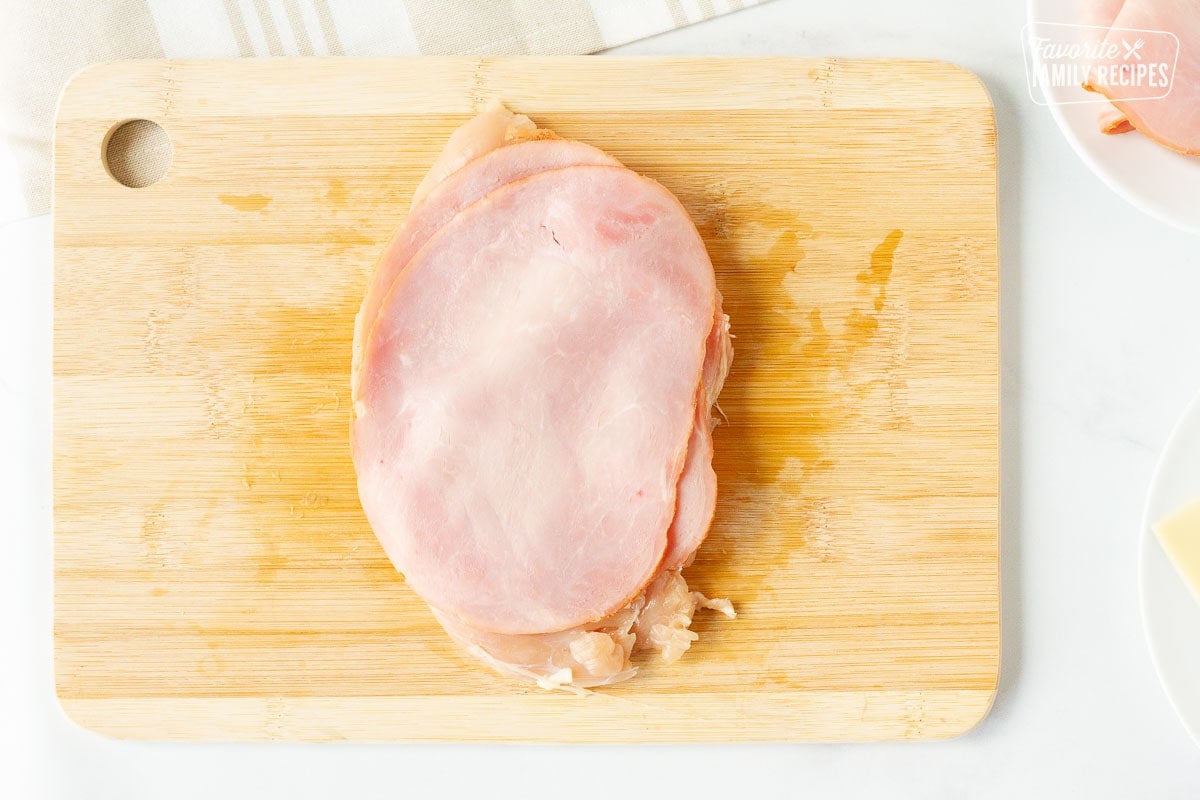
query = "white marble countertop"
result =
(4, 1, 1200, 796)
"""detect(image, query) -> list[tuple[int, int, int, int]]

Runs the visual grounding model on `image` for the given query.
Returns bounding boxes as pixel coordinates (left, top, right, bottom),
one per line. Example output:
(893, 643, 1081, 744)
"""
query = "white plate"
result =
(1027, 0, 1200, 234)
(1141, 388, 1200, 747)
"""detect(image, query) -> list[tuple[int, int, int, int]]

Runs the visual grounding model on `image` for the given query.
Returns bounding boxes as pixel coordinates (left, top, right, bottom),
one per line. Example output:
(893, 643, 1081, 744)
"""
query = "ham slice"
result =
(1079, 0, 1126, 27)
(430, 307, 730, 687)
(1082, 0, 1200, 154)
(409, 99, 537, 210)
(352, 114, 726, 579)
(350, 138, 619, 396)
(354, 165, 718, 635)
(664, 299, 733, 570)
(1099, 107, 1135, 134)
(425, 301, 729, 686)
(662, 398, 717, 571)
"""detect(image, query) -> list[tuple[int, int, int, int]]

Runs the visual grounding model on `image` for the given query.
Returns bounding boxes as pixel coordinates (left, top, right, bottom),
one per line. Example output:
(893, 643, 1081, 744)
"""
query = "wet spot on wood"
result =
(219, 193, 272, 212)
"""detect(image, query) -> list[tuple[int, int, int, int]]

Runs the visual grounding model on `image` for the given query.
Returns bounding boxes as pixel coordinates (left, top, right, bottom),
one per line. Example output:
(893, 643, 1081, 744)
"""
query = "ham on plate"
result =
(1082, 0, 1200, 154)
(350, 103, 733, 690)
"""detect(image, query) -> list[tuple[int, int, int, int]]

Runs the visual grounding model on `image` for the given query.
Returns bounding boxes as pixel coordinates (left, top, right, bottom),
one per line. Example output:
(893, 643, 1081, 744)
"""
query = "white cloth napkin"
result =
(0, 0, 765, 223)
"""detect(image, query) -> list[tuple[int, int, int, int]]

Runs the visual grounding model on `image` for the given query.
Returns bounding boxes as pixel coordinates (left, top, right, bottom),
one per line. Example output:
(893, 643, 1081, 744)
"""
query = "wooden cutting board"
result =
(53, 57, 999, 742)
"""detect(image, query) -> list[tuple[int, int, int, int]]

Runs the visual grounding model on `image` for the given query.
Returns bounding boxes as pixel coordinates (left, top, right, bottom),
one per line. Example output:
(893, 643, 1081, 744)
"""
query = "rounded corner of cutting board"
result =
(52, 696, 128, 743)
(935, 688, 1002, 741)
(55, 60, 150, 121)
(927, 60, 995, 108)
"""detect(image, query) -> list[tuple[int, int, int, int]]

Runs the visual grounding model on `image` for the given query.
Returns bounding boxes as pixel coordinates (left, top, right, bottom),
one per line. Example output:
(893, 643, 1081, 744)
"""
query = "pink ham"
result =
(353, 165, 718, 635)
(350, 138, 620, 396)
(431, 308, 730, 687)
(1083, 0, 1200, 154)
(662, 398, 717, 571)
(351, 114, 726, 582)
(1080, 0, 1131, 133)
(664, 298, 733, 570)
(426, 304, 730, 686)
(434, 301, 731, 687)
(408, 99, 536, 210)
(1099, 107, 1135, 134)
(1079, 0, 1126, 27)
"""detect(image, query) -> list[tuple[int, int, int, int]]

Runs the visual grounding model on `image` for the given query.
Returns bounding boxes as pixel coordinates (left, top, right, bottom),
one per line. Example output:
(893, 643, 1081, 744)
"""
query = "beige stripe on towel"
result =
(312, 0, 345, 55)
(252, 0, 286, 56)
(284, 0, 317, 56)
(666, 0, 689, 27)
(403, 0, 603, 56)
(223, 0, 257, 57)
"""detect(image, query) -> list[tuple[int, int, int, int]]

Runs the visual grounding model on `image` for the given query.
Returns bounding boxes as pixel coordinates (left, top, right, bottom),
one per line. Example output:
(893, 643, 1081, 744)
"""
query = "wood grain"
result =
(53, 57, 999, 741)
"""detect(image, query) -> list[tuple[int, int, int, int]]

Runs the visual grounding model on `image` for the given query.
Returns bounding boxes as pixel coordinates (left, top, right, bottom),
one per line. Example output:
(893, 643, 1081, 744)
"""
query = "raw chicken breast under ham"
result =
(433, 569, 734, 690)
(351, 104, 733, 689)
(1082, 0, 1200, 154)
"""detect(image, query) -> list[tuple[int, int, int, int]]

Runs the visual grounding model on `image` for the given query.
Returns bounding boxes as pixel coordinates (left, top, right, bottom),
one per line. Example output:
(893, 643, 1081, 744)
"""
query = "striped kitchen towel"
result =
(0, 0, 767, 223)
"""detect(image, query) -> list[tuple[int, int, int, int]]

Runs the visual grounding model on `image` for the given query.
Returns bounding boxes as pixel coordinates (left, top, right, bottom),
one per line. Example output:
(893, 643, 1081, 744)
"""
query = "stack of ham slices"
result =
(350, 102, 734, 690)
(1082, 0, 1200, 155)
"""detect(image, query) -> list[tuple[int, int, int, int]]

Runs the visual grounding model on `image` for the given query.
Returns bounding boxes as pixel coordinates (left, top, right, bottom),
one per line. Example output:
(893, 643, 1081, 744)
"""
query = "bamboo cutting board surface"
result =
(54, 57, 999, 742)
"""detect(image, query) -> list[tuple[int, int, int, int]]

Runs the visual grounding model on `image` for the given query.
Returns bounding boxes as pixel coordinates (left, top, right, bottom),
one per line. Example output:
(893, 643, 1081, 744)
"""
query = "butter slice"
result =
(1154, 498, 1200, 607)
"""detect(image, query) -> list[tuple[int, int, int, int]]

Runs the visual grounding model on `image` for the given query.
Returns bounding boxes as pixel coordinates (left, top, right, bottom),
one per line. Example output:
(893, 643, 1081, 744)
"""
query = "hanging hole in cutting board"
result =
(103, 119, 171, 188)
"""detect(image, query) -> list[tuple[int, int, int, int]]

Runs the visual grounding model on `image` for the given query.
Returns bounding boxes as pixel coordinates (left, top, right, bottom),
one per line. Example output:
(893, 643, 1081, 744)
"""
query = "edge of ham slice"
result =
(662, 297, 733, 571)
(409, 98, 537, 210)
(1099, 107, 1135, 135)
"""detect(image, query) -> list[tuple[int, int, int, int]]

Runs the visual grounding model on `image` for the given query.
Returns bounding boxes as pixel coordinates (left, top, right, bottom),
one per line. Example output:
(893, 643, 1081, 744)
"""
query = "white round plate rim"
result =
(1140, 387, 1200, 748)
(1026, 0, 1200, 236)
